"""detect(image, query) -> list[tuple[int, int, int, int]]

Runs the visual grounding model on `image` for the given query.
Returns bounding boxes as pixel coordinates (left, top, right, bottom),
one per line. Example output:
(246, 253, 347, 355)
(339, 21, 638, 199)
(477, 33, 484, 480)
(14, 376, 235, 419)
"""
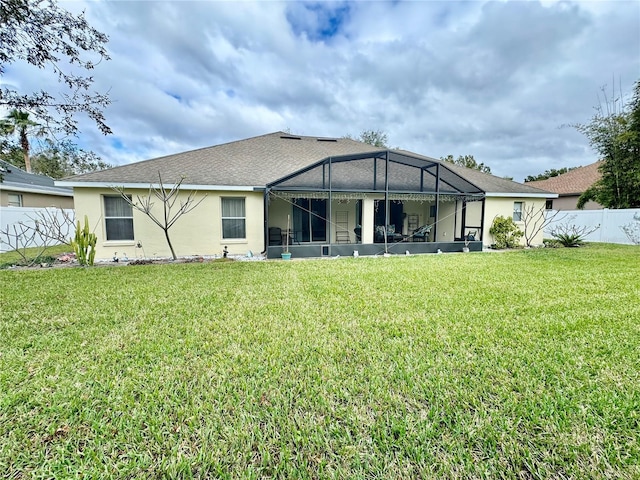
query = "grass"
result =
(1, 244, 639, 478)
(0, 244, 71, 269)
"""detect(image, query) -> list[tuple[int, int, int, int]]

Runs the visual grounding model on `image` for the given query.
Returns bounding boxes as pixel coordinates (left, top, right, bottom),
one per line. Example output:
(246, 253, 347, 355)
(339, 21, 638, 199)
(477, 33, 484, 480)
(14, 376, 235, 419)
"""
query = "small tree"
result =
(112, 173, 206, 260)
(0, 207, 75, 265)
(620, 213, 640, 245)
(489, 215, 523, 249)
(520, 204, 567, 247)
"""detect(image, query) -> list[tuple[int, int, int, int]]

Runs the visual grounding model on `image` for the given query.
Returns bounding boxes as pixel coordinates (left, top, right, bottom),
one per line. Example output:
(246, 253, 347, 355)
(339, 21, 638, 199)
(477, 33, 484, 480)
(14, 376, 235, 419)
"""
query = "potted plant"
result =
(281, 214, 292, 260)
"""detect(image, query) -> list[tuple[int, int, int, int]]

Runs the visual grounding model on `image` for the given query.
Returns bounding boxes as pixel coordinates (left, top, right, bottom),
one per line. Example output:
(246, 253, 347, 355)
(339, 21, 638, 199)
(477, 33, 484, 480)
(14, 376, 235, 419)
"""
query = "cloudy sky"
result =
(6, 0, 640, 181)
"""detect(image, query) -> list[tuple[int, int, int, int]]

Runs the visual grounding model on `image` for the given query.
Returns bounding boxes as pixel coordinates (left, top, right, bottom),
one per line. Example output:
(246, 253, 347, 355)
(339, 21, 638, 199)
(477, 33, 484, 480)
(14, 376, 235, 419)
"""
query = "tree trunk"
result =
(164, 229, 177, 260)
(20, 129, 31, 172)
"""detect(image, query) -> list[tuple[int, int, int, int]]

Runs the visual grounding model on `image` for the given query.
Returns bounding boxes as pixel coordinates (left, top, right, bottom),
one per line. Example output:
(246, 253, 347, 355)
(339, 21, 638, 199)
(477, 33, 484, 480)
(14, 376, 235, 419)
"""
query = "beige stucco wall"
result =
(73, 187, 264, 260)
(483, 197, 547, 247)
(0, 189, 73, 209)
(550, 195, 602, 211)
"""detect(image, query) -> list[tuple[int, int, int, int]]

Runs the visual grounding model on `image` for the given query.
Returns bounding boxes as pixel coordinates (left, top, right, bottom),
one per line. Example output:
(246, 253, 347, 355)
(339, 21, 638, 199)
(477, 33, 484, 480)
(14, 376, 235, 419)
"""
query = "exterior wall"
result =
(434, 200, 456, 242)
(548, 195, 602, 211)
(0, 189, 73, 209)
(483, 197, 548, 247)
(73, 187, 264, 260)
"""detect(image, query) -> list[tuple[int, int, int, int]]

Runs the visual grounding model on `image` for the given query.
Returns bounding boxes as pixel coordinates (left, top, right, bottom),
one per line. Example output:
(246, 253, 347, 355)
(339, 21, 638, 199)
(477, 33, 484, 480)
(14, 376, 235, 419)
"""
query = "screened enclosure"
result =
(264, 150, 486, 258)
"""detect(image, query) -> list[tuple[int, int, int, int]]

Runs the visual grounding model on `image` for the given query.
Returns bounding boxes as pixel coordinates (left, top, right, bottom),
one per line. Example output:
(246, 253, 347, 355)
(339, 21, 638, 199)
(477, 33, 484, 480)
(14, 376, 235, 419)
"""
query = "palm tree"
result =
(1, 110, 39, 172)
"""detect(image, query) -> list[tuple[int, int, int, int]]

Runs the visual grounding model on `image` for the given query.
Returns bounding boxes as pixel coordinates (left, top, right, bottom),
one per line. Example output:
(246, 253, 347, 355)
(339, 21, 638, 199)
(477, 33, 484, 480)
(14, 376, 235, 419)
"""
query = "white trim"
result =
(0, 183, 74, 196)
(55, 181, 261, 192)
(485, 192, 558, 199)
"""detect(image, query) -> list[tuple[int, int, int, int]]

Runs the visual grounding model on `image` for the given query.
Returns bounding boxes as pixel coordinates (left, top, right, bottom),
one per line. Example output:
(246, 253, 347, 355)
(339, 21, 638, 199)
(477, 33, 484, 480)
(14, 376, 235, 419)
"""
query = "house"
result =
(56, 132, 555, 259)
(526, 161, 603, 210)
(0, 160, 74, 209)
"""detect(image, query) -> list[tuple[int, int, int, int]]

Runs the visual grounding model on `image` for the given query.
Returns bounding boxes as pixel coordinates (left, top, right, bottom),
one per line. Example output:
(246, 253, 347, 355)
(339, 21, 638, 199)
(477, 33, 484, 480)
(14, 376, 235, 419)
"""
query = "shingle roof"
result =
(60, 131, 553, 196)
(526, 161, 602, 195)
(393, 150, 552, 196)
(64, 132, 382, 187)
(0, 160, 72, 196)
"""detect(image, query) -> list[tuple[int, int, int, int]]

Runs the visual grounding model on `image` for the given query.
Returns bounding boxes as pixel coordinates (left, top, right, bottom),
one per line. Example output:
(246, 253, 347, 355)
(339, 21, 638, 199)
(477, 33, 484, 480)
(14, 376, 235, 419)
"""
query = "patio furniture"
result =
(412, 225, 431, 242)
(269, 227, 282, 245)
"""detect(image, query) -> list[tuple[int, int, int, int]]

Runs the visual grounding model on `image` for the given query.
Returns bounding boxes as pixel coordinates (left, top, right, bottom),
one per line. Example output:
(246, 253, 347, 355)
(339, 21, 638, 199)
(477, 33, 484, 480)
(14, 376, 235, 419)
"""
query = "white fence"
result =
(544, 208, 640, 245)
(0, 206, 76, 252)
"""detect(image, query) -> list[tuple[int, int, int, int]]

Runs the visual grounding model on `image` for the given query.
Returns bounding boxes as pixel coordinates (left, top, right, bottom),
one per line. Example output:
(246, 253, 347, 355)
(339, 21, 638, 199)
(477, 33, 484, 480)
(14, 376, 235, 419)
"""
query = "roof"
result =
(0, 160, 73, 197)
(526, 161, 602, 195)
(398, 151, 552, 196)
(57, 131, 554, 197)
(60, 132, 382, 187)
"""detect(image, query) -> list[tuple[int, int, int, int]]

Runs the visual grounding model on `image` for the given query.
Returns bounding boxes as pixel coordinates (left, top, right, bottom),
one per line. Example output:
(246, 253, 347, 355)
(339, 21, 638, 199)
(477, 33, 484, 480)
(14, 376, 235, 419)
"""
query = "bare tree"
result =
(620, 213, 640, 245)
(521, 204, 568, 247)
(0, 207, 76, 265)
(112, 173, 206, 260)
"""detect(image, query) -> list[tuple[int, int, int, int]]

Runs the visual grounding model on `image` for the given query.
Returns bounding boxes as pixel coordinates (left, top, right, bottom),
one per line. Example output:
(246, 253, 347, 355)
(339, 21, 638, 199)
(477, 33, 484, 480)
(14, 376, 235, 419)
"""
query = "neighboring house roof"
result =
(0, 160, 73, 197)
(57, 131, 555, 197)
(526, 161, 602, 196)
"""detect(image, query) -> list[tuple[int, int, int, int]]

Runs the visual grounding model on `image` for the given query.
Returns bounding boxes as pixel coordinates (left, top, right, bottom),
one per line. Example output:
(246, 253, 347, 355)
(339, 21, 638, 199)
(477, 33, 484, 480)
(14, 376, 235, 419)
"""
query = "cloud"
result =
(4, 0, 639, 181)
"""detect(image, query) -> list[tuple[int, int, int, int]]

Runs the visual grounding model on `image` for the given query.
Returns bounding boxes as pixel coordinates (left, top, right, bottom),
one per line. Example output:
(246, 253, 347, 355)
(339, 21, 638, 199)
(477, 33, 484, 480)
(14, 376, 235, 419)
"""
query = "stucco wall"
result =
(73, 187, 264, 260)
(483, 197, 548, 247)
(1, 190, 73, 209)
(549, 195, 602, 211)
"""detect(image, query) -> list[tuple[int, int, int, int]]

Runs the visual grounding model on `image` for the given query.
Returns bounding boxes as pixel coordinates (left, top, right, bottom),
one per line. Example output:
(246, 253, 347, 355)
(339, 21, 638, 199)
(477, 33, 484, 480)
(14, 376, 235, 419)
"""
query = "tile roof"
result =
(526, 161, 602, 195)
(61, 131, 554, 196)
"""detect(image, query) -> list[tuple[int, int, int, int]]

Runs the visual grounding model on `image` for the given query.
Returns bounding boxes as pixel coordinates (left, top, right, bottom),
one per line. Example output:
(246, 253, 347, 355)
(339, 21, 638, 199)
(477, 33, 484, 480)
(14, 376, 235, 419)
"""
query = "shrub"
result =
(489, 216, 523, 249)
(549, 223, 600, 248)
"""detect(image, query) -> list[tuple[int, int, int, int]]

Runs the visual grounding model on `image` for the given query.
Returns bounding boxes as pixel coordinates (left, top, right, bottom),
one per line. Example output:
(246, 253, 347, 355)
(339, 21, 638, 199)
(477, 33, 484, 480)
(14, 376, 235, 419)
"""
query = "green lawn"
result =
(1, 245, 639, 479)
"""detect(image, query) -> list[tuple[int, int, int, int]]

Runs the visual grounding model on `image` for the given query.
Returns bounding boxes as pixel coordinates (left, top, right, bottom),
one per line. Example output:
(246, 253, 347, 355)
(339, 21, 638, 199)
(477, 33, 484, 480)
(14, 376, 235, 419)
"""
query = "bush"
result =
(549, 223, 600, 248)
(489, 216, 523, 249)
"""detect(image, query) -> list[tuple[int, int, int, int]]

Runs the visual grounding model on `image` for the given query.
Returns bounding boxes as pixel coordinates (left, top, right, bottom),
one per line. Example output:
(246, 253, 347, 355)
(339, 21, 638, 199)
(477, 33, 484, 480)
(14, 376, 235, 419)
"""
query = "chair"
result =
(354, 226, 362, 242)
(268, 227, 282, 245)
(412, 225, 431, 242)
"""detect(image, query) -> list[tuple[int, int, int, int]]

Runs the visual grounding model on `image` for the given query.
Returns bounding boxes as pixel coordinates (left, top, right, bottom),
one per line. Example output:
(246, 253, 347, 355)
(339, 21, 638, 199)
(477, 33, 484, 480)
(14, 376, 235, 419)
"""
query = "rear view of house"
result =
(57, 132, 554, 259)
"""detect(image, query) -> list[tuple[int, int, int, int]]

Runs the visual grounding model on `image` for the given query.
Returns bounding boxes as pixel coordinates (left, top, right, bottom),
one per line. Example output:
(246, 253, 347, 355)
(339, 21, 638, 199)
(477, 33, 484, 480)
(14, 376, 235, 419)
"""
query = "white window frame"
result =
(513, 201, 523, 222)
(104, 195, 134, 241)
(221, 197, 246, 239)
(7, 193, 23, 207)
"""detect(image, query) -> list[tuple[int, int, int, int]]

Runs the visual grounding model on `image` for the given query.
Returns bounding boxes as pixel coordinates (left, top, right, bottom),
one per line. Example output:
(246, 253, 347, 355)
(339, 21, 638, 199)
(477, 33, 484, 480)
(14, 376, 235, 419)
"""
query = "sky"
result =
(4, 0, 640, 181)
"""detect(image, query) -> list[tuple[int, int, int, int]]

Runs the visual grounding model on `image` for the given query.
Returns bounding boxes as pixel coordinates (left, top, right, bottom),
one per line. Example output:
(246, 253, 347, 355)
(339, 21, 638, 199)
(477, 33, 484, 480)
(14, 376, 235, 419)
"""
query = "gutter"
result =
(55, 181, 265, 192)
(485, 192, 558, 199)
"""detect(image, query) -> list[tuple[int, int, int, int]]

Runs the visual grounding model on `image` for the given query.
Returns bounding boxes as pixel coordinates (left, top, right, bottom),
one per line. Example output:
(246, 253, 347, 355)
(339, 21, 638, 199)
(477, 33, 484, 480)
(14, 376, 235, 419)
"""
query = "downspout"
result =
(328, 157, 332, 256)
(433, 163, 440, 241)
(461, 198, 467, 240)
(480, 197, 486, 246)
(384, 151, 389, 254)
(263, 188, 270, 256)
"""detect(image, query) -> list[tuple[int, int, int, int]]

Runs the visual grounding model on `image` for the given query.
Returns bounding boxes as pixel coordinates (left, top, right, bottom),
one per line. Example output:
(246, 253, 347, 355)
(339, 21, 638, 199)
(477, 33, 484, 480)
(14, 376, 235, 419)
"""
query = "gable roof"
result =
(57, 131, 554, 197)
(526, 161, 602, 196)
(0, 160, 73, 197)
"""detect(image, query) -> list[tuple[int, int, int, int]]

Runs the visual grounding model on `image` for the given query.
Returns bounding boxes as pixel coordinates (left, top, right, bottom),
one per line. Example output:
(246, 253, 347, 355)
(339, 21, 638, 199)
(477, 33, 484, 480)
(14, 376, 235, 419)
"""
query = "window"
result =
(545, 199, 553, 210)
(222, 197, 245, 239)
(7, 193, 22, 207)
(292, 198, 326, 242)
(513, 201, 523, 222)
(104, 195, 134, 240)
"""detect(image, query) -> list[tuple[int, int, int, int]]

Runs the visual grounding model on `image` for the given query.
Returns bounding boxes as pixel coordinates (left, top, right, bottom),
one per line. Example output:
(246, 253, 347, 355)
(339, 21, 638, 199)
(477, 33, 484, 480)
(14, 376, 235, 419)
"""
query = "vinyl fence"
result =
(544, 208, 640, 245)
(0, 206, 76, 252)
